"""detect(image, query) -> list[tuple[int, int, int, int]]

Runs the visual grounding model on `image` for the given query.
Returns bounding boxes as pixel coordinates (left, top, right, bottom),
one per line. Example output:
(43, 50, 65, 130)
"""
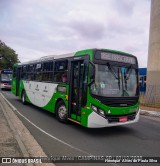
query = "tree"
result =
(0, 40, 20, 70)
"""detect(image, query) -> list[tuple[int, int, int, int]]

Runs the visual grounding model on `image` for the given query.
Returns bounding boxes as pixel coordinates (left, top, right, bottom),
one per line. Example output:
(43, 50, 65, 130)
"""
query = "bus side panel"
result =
(21, 81, 69, 113)
(20, 80, 32, 103)
(80, 107, 92, 127)
(42, 84, 69, 113)
(79, 88, 93, 127)
(19, 80, 24, 98)
(11, 78, 17, 96)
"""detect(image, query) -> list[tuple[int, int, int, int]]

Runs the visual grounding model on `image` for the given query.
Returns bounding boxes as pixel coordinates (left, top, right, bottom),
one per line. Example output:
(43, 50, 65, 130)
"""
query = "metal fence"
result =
(140, 85, 160, 108)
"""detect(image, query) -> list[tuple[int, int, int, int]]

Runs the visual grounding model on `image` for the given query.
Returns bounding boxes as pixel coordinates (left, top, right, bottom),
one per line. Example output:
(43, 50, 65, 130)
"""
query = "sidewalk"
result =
(0, 93, 55, 166)
(140, 105, 160, 117)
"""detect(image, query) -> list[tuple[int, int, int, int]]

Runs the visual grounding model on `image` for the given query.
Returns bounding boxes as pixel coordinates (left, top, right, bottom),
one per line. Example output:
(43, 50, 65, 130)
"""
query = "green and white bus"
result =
(12, 49, 140, 128)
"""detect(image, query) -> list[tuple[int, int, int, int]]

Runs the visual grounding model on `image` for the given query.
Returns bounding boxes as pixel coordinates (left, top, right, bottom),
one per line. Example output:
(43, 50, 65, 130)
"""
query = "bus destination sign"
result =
(1, 70, 12, 74)
(100, 52, 136, 64)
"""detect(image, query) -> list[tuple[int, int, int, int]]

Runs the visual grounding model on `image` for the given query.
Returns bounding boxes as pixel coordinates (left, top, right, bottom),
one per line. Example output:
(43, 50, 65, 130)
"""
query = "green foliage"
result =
(0, 40, 20, 70)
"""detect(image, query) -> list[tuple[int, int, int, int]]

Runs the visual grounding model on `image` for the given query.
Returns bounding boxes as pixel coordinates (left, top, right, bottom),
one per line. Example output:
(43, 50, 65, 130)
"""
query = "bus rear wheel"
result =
(21, 91, 27, 105)
(56, 100, 68, 123)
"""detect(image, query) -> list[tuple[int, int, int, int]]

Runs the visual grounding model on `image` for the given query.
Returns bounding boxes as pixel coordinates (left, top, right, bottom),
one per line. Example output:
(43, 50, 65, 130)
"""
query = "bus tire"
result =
(56, 100, 68, 123)
(21, 91, 27, 105)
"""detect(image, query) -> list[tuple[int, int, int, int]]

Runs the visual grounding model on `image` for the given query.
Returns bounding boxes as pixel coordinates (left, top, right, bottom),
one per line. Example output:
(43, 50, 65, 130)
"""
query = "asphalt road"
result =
(1, 90, 160, 166)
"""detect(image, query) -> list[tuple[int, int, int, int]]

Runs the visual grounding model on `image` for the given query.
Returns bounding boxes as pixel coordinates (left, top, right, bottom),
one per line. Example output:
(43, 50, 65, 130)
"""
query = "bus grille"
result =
(106, 99, 138, 107)
(91, 95, 139, 107)
(95, 96, 139, 107)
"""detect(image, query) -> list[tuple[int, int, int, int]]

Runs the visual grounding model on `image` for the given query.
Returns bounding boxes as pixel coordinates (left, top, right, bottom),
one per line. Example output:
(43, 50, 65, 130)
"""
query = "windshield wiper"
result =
(122, 89, 129, 97)
(124, 65, 133, 90)
(125, 65, 132, 80)
(108, 64, 120, 89)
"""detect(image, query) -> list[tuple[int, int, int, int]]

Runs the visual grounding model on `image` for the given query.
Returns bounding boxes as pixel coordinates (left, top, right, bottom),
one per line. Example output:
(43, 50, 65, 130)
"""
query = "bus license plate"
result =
(119, 117, 128, 122)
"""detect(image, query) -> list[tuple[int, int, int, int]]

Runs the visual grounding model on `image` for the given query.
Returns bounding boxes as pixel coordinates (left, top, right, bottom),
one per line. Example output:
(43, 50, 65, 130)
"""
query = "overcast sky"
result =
(0, 0, 150, 67)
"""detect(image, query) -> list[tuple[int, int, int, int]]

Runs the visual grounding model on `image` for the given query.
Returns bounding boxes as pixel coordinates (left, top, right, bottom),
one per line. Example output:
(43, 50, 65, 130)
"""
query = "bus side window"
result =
(13, 67, 17, 78)
(42, 61, 53, 82)
(35, 63, 42, 81)
(53, 60, 68, 83)
(21, 65, 28, 80)
(28, 64, 35, 81)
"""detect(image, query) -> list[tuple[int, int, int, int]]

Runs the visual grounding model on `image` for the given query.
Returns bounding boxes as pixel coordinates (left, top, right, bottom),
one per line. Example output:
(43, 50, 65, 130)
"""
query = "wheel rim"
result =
(58, 105, 67, 119)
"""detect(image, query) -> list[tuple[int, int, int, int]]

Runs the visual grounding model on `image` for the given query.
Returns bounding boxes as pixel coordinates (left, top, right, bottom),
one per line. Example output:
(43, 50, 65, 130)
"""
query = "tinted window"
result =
(42, 61, 53, 82)
(54, 61, 68, 83)
(21, 65, 28, 80)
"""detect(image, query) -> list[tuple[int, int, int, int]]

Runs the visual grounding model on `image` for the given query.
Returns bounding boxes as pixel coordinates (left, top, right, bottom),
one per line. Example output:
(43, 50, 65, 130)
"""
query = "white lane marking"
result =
(1, 93, 91, 155)
(1, 92, 119, 166)
(16, 110, 92, 155)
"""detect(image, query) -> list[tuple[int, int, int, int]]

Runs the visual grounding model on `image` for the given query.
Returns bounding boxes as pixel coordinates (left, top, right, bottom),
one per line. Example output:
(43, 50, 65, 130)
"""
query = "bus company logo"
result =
(108, 110, 111, 114)
(2, 158, 11, 163)
(120, 104, 128, 106)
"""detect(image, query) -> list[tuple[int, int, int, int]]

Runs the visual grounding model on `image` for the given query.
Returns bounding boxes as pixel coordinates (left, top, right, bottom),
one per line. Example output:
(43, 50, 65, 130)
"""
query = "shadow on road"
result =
(70, 123, 135, 137)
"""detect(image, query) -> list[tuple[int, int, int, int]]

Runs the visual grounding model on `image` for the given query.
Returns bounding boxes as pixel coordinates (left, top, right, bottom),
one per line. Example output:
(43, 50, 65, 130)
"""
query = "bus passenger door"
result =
(16, 67, 21, 96)
(69, 60, 88, 122)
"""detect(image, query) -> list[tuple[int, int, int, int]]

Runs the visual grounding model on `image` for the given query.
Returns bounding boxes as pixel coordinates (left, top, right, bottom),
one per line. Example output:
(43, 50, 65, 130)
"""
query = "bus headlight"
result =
(91, 104, 106, 118)
(99, 109, 105, 117)
(91, 105, 98, 113)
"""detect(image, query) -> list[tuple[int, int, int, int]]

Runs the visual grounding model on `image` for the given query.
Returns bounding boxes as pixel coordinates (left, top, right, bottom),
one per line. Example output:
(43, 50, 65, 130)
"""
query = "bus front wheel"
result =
(21, 91, 27, 105)
(56, 100, 68, 123)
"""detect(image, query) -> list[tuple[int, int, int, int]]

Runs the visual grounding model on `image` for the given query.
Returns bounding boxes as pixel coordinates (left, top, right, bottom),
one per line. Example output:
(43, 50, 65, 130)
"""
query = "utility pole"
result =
(146, 0, 160, 105)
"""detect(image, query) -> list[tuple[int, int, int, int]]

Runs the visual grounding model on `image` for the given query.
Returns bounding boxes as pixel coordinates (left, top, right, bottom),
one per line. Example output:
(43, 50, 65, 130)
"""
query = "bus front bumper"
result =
(87, 109, 140, 128)
(1, 84, 11, 89)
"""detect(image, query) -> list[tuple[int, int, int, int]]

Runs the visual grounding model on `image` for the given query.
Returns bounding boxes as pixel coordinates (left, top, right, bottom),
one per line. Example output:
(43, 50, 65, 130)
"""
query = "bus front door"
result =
(69, 60, 87, 122)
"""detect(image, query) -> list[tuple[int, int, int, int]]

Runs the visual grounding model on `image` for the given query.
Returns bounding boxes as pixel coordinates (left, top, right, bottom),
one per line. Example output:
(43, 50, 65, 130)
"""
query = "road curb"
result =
(1, 92, 17, 111)
(140, 109, 160, 117)
(0, 93, 30, 158)
(0, 92, 55, 166)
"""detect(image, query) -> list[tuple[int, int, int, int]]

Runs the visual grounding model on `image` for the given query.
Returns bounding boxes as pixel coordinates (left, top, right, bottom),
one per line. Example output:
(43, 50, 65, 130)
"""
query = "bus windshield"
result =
(90, 64, 138, 97)
(1, 74, 12, 82)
